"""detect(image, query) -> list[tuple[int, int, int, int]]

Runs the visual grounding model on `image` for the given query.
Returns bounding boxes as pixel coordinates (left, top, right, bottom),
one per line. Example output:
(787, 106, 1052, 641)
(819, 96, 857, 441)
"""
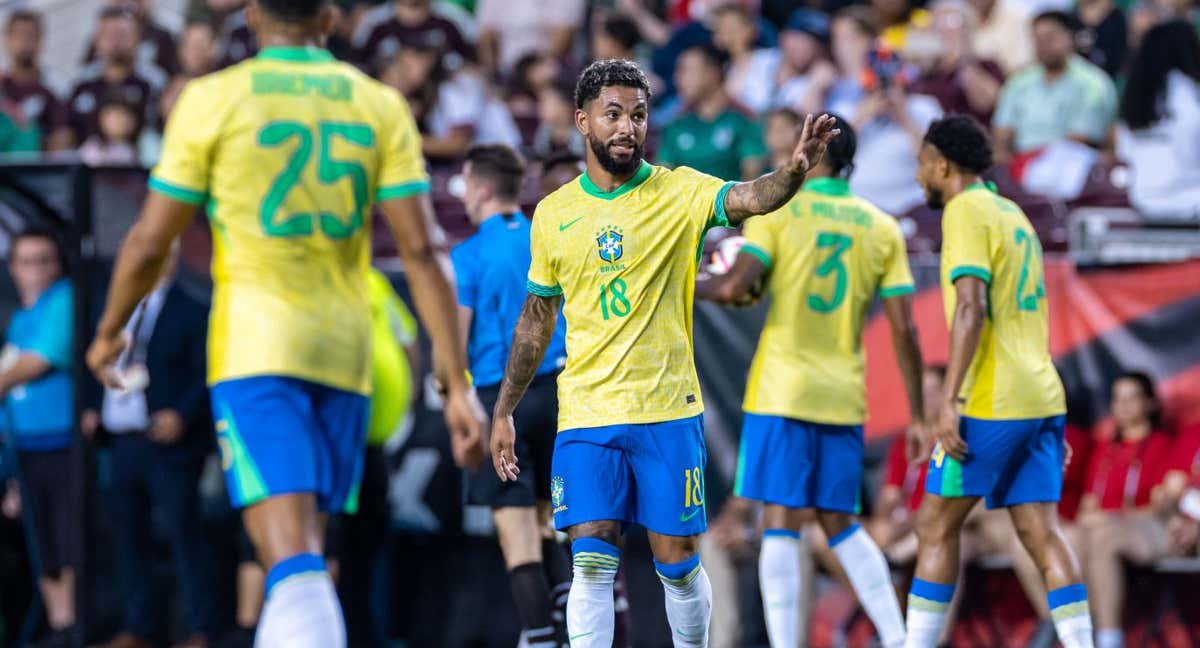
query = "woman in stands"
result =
(1077, 372, 1176, 648)
(1115, 20, 1200, 220)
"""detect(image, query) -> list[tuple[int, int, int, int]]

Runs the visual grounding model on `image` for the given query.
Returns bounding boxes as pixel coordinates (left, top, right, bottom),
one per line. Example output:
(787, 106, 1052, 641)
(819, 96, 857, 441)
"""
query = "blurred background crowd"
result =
(0, 0, 1198, 647)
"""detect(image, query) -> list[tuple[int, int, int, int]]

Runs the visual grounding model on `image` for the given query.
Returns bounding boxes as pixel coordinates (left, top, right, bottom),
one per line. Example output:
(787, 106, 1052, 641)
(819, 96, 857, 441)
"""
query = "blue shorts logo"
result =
(551, 475, 567, 513)
(596, 227, 624, 264)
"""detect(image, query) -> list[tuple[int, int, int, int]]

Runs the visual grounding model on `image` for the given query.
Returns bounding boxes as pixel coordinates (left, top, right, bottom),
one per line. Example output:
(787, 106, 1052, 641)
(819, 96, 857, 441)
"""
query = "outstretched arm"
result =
(723, 113, 840, 225)
(491, 293, 561, 481)
(935, 276, 987, 461)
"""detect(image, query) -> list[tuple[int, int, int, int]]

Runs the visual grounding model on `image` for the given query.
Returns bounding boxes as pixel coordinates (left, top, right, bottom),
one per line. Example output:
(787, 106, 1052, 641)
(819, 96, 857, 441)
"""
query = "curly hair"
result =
(574, 59, 652, 109)
(923, 115, 994, 173)
(824, 114, 857, 179)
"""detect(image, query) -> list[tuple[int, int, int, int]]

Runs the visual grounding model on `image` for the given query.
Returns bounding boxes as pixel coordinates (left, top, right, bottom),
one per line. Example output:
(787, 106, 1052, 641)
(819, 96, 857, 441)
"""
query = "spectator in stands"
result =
(970, 0, 1034, 75)
(533, 81, 585, 159)
(813, 7, 941, 214)
(2, 228, 77, 647)
(763, 107, 802, 172)
(477, 0, 585, 77)
(1115, 20, 1200, 220)
(1127, 0, 1196, 48)
(774, 10, 838, 115)
(0, 10, 72, 152)
(85, 0, 180, 79)
(381, 42, 521, 161)
(1075, 0, 1128, 78)
(711, 4, 780, 116)
(992, 11, 1117, 165)
(873, 0, 932, 49)
(213, 3, 256, 68)
(68, 7, 163, 145)
(593, 13, 643, 63)
(1077, 372, 1175, 648)
(907, 0, 1006, 124)
(505, 52, 563, 144)
(359, 0, 475, 74)
(79, 97, 141, 166)
(178, 21, 220, 78)
(658, 44, 766, 181)
(1163, 421, 1200, 554)
(81, 249, 216, 648)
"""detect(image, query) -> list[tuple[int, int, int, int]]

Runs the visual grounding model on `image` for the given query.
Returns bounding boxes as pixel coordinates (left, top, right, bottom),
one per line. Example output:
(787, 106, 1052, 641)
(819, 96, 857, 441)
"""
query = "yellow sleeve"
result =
(673, 166, 737, 230)
(526, 203, 560, 296)
(375, 89, 431, 202)
(942, 198, 993, 284)
(879, 217, 915, 298)
(740, 213, 777, 269)
(148, 80, 215, 204)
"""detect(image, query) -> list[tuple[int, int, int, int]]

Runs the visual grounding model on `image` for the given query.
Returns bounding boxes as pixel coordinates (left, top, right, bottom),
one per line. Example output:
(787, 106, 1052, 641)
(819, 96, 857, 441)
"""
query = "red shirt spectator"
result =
(1168, 423, 1200, 485)
(1058, 423, 1094, 521)
(67, 7, 162, 143)
(882, 434, 928, 513)
(1084, 429, 1174, 510)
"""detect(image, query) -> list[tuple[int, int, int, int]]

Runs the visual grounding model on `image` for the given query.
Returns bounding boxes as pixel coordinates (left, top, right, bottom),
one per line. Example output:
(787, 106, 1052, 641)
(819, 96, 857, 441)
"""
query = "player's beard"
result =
(924, 186, 945, 210)
(589, 132, 644, 178)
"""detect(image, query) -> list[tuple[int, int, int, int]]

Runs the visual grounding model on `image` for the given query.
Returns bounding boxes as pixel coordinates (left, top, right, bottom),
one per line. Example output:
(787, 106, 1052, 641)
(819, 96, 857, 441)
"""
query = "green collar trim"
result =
(579, 161, 653, 200)
(965, 181, 998, 193)
(803, 177, 851, 196)
(256, 46, 335, 63)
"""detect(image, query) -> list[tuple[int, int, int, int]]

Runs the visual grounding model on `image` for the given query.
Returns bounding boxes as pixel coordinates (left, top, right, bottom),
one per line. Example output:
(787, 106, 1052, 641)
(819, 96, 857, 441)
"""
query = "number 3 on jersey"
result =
(808, 231, 853, 312)
(259, 121, 373, 239)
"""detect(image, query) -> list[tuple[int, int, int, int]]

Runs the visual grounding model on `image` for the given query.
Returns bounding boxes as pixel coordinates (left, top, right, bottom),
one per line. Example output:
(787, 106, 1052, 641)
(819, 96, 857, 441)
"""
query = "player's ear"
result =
(317, 4, 338, 39)
(574, 107, 589, 138)
(245, 2, 261, 32)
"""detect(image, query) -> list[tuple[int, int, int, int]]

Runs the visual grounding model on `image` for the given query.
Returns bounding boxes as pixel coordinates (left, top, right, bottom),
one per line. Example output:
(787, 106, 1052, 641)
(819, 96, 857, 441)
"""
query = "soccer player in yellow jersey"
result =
(84, 2, 487, 647)
(487, 58, 838, 648)
(907, 116, 1093, 648)
(695, 117, 925, 648)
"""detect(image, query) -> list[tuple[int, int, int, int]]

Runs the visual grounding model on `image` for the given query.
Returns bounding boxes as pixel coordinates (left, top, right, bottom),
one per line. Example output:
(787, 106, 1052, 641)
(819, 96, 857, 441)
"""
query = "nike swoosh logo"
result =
(680, 507, 703, 522)
(569, 632, 595, 640)
(559, 217, 584, 232)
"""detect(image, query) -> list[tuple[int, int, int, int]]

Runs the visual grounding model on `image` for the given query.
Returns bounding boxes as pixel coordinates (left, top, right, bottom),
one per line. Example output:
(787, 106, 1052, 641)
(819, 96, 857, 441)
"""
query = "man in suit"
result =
(81, 249, 217, 648)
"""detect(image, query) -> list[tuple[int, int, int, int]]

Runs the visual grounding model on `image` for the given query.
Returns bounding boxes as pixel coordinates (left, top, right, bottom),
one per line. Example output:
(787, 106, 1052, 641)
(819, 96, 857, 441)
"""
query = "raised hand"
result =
(791, 113, 841, 176)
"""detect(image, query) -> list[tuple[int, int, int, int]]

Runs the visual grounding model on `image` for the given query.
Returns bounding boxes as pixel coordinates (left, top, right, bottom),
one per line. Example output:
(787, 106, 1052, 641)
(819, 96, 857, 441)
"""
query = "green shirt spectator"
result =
(659, 43, 767, 180)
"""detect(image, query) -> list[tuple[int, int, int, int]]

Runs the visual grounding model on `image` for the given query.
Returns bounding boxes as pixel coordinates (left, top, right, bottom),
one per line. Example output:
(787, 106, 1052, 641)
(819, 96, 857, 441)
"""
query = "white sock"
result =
(759, 529, 802, 648)
(255, 554, 345, 648)
(568, 538, 619, 647)
(904, 578, 954, 648)
(1049, 584, 1096, 648)
(829, 523, 905, 648)
(656, 554, 712, 648)
(1095, 628, 1121, 648)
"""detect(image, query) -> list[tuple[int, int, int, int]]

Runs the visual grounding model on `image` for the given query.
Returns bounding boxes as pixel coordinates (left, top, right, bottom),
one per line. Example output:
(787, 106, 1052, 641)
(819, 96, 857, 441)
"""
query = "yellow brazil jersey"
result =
(527, 161, 733, 430)
(740, 177, 913, 425)
(940, 183, 1066, 419)
(149, 46, 429, 395)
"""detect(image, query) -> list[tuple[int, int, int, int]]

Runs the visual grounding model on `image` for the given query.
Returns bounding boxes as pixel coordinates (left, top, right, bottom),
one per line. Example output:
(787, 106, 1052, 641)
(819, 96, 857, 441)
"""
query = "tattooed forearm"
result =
(723, 163, 808, 225)
(494, 293, 562, 418)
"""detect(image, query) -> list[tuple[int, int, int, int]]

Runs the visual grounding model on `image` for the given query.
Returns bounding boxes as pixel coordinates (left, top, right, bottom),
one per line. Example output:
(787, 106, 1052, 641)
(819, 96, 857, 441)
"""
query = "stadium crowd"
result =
(0, 0, 1198, 647)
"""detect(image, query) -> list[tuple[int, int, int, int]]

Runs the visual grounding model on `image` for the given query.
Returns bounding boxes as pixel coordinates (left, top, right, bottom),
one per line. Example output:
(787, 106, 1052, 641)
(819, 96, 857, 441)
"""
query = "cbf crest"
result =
(551, 475, 567, 513)
(596, 226, 624, 264)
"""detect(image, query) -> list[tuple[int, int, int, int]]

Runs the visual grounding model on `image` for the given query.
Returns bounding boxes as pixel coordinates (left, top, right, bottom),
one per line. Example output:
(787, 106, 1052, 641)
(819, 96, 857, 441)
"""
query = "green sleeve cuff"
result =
(740, 242, 772, 269)
(879, 284, 915, 298)
(709, 181, 736, 229)
(949, 265, 992, 284)
(376, 179, 431, 202)
(526, 280, 562, 297)
(148, 176, 207, 205)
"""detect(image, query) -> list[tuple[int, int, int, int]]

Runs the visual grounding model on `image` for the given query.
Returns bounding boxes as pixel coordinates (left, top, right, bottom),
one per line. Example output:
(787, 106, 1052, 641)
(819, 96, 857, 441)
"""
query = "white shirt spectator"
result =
(828, 85, 943, 214)
(1116, 71, 1200, 219)
(428, 72, 522, 149)
(476, 0, 586, 73)
(975, 0, 1036, 75)
(725, 48, 781, 115)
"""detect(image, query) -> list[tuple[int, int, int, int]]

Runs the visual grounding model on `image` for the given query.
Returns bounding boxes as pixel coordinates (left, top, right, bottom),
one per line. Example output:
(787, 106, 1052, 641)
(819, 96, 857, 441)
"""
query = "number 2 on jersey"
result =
(258, 121, 374, 238)
(807, 231, 853, 312)
(1014, 228, 1046, 311)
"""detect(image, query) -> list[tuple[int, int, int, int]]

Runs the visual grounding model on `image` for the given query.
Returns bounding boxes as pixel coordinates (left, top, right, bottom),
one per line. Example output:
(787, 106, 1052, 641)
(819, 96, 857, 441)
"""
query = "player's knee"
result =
(914, 503, 957, 544)
(816, 510, 854, 538)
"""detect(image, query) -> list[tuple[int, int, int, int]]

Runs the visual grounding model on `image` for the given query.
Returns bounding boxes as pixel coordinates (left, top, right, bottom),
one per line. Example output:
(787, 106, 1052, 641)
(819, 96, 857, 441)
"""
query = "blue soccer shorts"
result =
(926, 414, 1066, 509)
(550, 414, 707, 537)
(734, 413, 863, 514)
(211, 375, 369, 514)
